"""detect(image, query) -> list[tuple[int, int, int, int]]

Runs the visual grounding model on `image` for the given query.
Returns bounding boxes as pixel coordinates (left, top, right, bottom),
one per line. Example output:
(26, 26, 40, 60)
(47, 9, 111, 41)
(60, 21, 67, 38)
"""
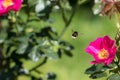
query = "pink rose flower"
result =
(85, 36, 116, 65)
(0, 0, 22, 16)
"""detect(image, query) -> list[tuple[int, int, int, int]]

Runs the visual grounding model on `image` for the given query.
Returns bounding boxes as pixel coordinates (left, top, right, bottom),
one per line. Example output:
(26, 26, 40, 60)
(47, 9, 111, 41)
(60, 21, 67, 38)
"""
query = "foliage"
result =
(0, 0, 81, 79)
(1, 0, 120, 80)
(85, 0, 120, 80)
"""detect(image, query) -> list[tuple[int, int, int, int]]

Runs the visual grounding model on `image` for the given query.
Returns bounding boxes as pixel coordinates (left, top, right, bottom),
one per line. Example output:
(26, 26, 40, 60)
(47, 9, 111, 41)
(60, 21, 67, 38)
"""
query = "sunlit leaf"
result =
(44, 49, 59, 59)
(28, 0, 39, 7)
(0, 30, 7, 43)
(92, 0, 102, 15)
(35, 0, 45, 13)
(36, 3, 53, 21)
(28, 46, 41, 62)
(16, 42, 28, 54)
(15, 36, 29, 54)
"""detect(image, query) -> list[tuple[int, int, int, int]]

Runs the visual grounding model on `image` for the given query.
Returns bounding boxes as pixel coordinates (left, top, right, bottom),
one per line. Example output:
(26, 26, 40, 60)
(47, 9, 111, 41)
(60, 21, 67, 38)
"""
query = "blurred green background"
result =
(17, 6, 117, 80)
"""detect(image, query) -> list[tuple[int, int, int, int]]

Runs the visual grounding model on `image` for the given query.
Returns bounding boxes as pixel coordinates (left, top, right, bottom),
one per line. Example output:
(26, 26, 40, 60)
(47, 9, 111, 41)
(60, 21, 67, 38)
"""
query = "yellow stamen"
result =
(3, 0, 13, 8)
(98, 49, 109, 59)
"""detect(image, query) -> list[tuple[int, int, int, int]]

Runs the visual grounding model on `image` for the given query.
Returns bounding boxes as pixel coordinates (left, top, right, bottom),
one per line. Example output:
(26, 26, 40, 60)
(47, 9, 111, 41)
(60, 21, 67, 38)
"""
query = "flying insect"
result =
(72, 31, 78, 39)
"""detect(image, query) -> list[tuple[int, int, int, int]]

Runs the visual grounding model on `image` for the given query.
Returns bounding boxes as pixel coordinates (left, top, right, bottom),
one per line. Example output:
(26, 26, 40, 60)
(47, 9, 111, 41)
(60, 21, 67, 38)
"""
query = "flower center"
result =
(3, 0, 13, 8)
(98, 49, 109, 59)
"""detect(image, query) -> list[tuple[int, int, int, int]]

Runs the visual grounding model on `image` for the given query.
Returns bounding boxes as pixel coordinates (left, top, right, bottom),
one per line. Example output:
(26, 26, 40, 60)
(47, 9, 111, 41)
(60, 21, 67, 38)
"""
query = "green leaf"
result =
(15, 36, 28, 42)
(89, 71, 107, 79)
(85, 64, 109, 74)
(107, 74, 120, 80)
(85, 65, 97, 74)
(16, 42, 28, 54)
(15, 36, 29, 54)
(85, 64, 111, 79)
(28, 0, 38, 7)
(44, 49, 59, 59)
(63, 49, 73, 57)
(28, 46, 41, 62)
(0, 30, 7, 43)
(43, 40, 59, 59)
(7, 46, 16, 57)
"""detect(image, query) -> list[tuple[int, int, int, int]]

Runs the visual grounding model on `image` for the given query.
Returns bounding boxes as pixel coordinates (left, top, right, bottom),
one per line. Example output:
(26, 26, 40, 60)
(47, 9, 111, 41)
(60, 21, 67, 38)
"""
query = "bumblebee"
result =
(72, 31, 78, 39)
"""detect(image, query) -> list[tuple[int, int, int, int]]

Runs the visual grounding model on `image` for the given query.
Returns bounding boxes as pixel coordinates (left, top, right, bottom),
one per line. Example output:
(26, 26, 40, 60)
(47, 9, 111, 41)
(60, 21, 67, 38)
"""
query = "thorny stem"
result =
(56, 0, 77, 40)
(58, 7, 76, 40)
(58, 2, 68, 24)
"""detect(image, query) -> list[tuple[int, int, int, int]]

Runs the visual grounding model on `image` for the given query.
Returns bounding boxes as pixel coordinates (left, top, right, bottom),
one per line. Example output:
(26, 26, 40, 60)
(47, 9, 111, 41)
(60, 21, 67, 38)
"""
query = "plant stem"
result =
(58, 7, 76, 40)
(29, 57, 48, 72)
(15, 22, 19, 36)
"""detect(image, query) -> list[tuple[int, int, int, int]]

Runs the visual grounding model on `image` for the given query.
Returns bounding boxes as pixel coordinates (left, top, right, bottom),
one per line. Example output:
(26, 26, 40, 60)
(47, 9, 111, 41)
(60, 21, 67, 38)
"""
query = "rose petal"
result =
(85, 35, 116, 65)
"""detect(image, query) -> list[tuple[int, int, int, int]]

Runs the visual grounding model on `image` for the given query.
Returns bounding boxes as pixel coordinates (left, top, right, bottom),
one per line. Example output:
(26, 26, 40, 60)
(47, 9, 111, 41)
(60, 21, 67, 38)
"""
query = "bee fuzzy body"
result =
(72, 31, 78, 39)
